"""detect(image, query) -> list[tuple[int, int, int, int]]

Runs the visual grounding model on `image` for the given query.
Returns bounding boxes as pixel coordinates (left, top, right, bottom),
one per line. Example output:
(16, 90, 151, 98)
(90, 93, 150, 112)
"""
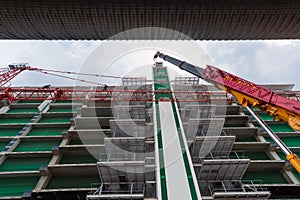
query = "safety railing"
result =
(91, 182, 144, 196)
(98, 153, 145, 162)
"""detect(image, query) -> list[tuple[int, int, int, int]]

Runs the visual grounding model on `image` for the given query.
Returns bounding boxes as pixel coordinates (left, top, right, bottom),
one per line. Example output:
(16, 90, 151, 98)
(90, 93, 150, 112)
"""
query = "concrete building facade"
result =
(0, 63, 300, 199)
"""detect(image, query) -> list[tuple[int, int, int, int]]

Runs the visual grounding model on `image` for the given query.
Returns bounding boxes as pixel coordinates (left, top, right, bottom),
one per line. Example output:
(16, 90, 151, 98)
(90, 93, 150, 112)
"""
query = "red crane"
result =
(2, 60, 300, 172)
(0, 63, 234, 104)
(154, 51, 300, 131)
(0, 63, 31, 87)
(153, 51, 300, 173)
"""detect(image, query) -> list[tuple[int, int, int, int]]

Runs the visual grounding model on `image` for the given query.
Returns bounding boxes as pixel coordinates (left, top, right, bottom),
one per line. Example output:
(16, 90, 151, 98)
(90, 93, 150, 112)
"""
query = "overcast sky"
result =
(1, 40, 299, 89)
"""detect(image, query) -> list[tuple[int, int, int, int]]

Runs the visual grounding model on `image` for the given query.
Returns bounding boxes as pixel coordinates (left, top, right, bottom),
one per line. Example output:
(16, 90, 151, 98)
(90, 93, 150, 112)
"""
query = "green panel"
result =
(28, 127, 65, 136)
(277, 152, 300, 160)
(47, 108, 76, 113)
(243, 152, 270, 160)
(68, 140, 83, 145)
(243, 107, 260, 111)
(54, 100, 73, 103)
(276, 152, 287, 160)
(265, 136, 300, 147)
(0, 118, 31, 124)
(0, 176, 39, 197)
(54, 100, 83, 104)
(292, 169, 300, 181)
(38, 117, 71, 123)
(17, 100, 43, 104)
(46, 175, 100, 189)
(7, 108, 38, 113)
(258, 114, 274, 121)
(256, 123, 295, 132)
(276, 152, 300, 182)
(153, 68, 168, 74)
(235, 136, 257, 142)
(0, 157, 51, 172)
(14, 140, 61, 152)
(223, 124, 246, 127)
(242, 171, 288, 184)
(230, 152, 270, 160)
(154, 76, 169, 81)
(268, 124, 295, 132)
(60, 154, 98, 164)
(0, 141, 8, 151)
(68, 139, 104, 145)
(0, 128, 21, 136)
(271, 193, 300, 199)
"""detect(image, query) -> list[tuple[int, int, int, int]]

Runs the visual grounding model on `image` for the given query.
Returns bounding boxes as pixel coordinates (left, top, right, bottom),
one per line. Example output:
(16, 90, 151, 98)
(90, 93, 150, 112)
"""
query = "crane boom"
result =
(154, 51, 300, 173)
(0, 63, 31, 87)
(154, 51, 300, 131)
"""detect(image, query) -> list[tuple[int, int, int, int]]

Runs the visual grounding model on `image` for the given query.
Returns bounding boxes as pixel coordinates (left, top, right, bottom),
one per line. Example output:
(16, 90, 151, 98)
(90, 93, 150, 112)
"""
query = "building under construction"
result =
(0, 61, 300, 199)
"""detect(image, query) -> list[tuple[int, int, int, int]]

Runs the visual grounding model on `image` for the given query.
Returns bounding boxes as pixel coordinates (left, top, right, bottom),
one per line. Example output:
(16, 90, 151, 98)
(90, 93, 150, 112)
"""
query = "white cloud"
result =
(263, 40, 297, 47)
(199, 40, 300, 89)
(0, 40, 100, 86)
(0, 40, 299, 90)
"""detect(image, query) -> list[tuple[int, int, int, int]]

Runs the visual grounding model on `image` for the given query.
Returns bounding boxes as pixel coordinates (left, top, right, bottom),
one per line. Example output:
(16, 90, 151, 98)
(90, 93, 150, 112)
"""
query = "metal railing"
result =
(98, 153, 145, 162)
(205, 180, 268, 195)
(91, 182, 144, 196)
(192, 150, 250, 162)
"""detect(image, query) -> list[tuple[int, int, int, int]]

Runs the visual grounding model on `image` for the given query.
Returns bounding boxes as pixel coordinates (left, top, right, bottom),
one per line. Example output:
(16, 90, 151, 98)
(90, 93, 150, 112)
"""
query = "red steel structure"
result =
(154, 51, 300, 173)
(0, 64, 234, 103)
(154, 51, 300, 131)
(1, 88, 234, 103)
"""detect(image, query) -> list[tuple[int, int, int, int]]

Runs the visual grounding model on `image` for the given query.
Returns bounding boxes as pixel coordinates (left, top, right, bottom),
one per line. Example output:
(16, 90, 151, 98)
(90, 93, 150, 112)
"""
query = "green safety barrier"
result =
(14, 140, 61, 152)
(59, 154, 98, 164)
(46, 175, 100, 189)
(0, 128, 21, 136)
(235, 136, 257, 142)
(47, 108, 76, 113)
(0, 176, 39, 197)
(0, 157, 51, 172)
(28, 127, 65, 136)
(0, 118, 31, 124)
(7, 108, 38, 113)
(242, 171, 288, 184)
(38, 117, 71, 123)
(230, 152, 270, 160)
(265, 136, 300, 147)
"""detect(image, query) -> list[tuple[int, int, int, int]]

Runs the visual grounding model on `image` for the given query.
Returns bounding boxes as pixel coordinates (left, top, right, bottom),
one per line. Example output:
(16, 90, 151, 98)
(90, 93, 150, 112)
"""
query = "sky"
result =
(0, 40, 299, 89)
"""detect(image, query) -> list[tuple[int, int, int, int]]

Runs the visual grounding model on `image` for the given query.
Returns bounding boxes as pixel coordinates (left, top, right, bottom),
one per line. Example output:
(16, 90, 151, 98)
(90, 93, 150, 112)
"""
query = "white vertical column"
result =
(159, 101, 192, 200)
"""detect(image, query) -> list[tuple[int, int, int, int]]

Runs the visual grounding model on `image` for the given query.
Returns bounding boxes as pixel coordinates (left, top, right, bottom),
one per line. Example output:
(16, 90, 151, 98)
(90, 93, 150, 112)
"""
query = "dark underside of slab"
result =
(0, 0, 299, 40)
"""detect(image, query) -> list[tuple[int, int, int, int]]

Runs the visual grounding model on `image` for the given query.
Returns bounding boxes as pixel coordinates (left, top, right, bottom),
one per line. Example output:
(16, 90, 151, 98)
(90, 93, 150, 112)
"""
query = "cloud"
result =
(0, 40, 100, 86)
(199, 40, 300, 89)
(0, 40, 299, 90)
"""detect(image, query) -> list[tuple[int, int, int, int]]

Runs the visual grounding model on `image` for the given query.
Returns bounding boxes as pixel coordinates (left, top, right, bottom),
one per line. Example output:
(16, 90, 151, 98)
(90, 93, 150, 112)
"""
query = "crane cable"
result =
(37, 71, 106, 86)
(34, 68, 123, 79)
(33, 67, 155, 83)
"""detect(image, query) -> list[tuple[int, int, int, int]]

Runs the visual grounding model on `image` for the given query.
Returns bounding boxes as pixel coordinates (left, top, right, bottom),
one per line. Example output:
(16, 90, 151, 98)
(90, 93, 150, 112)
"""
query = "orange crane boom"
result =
(153, 51, 300, 173)
(154, 51, 300, 131)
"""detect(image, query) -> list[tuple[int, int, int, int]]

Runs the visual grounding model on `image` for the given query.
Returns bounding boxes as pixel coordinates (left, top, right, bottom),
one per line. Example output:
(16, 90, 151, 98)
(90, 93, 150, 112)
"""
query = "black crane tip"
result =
(153, 51, 161, 60)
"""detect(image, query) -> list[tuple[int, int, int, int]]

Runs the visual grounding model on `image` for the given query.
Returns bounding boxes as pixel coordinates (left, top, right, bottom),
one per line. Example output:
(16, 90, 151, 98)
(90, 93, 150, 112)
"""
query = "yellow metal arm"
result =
(287, 154, 300, 173)
(224, 87, 300, 131)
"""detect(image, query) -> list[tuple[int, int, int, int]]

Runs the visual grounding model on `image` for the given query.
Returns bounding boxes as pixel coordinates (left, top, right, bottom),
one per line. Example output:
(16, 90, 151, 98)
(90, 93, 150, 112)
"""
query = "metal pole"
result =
(246, 106, 292, 155)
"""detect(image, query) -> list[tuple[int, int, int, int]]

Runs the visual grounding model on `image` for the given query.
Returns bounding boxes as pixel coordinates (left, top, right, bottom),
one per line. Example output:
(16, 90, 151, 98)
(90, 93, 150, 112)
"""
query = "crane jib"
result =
(201, 65, 300, 117)
(153, 51, 300, 130)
